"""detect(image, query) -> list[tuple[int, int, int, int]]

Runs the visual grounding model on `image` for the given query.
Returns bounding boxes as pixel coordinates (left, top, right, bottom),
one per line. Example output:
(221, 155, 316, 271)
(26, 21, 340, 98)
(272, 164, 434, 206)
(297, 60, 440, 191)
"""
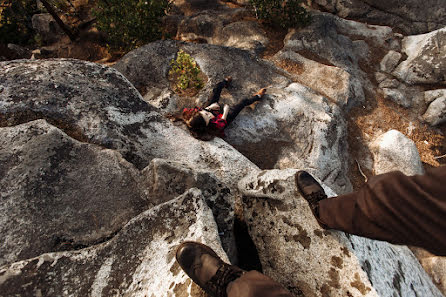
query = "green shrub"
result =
(168, 50, 204, 94)
(0, 0, 39, 45)
(93, 0, 170, 51)
(250, 0, 311, 29)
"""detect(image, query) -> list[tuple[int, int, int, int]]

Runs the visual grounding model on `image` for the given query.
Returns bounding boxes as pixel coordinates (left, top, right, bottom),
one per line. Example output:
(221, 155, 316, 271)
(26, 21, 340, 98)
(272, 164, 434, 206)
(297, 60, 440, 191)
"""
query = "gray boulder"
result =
(0, 119, 150, 267)
(225, 83, 352, 194)
(238, 169, 443, 297)
(273, 49, 363, 108)
(370, 130, 424, 176)
(380, 50, 402, 73)
(393, 27, 446, 85)
(0, 58, 257, 188)
(312, 0, 446, 35)
(114, 41, 351, 193)
(0, 188, 229, 297)
(114, 40, 289, 111)
(215, 21, 269, 55)
(31, 13, 64, 44)
(142, 158, 238, 259)
(422, 93, 446, 126)
(382, 88, 411, 107)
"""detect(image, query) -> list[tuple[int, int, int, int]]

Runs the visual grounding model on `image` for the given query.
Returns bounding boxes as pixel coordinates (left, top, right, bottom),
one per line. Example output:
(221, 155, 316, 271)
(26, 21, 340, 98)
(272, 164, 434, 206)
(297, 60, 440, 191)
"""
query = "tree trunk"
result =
(40, 0, 77, 41)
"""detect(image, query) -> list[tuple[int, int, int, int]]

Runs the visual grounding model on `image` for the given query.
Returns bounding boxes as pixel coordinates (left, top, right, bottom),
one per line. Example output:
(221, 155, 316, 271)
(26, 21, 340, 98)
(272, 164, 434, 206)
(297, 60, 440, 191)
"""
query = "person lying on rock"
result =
(174, 166, 446, 297)
(181, 76, 266, 139)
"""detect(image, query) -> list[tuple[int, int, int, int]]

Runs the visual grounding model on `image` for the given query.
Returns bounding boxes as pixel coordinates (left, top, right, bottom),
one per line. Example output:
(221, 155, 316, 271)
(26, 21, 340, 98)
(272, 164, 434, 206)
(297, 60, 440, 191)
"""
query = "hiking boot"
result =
(176, 241, 244, 297)
(295, 171, 327, 217)
(253, 88, 267, 99)
(223, 76, 233, 88)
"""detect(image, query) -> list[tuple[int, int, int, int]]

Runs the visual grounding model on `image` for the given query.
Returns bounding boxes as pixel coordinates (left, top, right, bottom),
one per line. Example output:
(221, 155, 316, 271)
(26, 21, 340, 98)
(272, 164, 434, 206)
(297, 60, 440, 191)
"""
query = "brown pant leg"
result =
(318, 166, 446, 256)
(226, 271, 293, 297)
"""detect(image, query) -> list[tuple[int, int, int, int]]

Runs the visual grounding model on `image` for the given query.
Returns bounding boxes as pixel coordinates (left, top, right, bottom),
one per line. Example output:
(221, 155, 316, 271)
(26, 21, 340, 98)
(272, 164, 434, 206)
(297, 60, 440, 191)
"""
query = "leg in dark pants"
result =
(226, 96, 260, 124)
(318, 166, 446, 256)
(205, 81, 227, 107)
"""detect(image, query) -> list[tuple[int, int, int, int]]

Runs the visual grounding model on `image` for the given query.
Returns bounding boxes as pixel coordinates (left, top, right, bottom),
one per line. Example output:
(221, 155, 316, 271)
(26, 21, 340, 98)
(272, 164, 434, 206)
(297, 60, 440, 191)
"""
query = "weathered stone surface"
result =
(142, 158, 238, 259)
(273, 49, 362, 107)
(215, 21, 269, 55)
(425, 89, 446, 104)
(422, 89, 446, 125)
(375, 72, 388, 83)
(380, 50, 402, 73)
(226, 83, 352, 194)
(176, 11, 224, 43)
(114, 40, 289, 111)
(114, 40, 352, 193)
(382, 88, 411, 107)
(281, 12, 392, 107)
(238, 169, 443, 297)
(0, 119, 149, 267)
(393, 28, 446, 85)
(378, 78, 400, 89)
(0, 59, 257, 188)
(312, 0, 446, 35)
(422, 94, 446, 126)
(412, 248, 446, 295)
(0, 189, 228, 297)
(370, 130, 424, 175)
(31, 13, 64, 44)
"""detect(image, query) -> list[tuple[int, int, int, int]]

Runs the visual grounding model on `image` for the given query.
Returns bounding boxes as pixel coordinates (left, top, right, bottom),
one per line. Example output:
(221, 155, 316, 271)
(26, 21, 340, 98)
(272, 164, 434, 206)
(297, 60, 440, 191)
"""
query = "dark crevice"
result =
(233, 216, 263, 272)
(0, 111, 91, 144)
(52, 228, 122, 252)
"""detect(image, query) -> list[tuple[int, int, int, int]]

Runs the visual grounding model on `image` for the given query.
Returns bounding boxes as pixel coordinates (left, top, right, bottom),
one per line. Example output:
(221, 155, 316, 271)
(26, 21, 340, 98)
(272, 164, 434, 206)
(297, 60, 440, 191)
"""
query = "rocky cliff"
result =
(1, 0, 445, 296)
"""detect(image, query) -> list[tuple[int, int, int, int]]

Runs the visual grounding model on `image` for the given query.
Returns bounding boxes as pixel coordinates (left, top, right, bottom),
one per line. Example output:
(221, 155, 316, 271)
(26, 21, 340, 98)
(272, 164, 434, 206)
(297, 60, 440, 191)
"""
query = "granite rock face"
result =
(114, 40, 289, 113)
(115, 41, 352, 194)
(0, 119, 150, 267)
(393, 27, 446, 85)
(370, 130, 424, 175)
(273, 50, 360, 108)
(0, 59, 257, 188)
(422, 90, 446, 126)
(225, 83, 352, 194)
(238, 169, 443, 297)
(0, 189, 228, 297)
(312, 0, 446, 35)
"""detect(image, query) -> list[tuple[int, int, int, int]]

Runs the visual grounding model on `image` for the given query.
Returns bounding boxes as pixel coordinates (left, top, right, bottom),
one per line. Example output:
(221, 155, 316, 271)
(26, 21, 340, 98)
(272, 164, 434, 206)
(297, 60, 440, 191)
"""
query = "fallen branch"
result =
(434, 153, 446, 159)
(356, 159, 368, 183)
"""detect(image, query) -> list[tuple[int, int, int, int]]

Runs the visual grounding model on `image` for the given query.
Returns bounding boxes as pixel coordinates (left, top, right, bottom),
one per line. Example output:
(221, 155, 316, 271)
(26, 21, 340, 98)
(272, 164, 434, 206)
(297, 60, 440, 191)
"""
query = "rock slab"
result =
(239, 169, 443, 297)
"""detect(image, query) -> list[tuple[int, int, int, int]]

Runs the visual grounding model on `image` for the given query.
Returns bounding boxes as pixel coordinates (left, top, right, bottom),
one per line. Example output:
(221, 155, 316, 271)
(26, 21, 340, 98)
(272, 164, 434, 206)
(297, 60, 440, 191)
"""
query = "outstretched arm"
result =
(221, 104, 230, 120)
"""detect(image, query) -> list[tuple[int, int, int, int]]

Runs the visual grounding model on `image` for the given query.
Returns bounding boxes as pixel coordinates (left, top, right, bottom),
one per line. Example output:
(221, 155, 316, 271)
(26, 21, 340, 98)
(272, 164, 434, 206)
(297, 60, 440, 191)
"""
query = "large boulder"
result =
(273, 50, 362, 108)
(0, 120, 150, 266)
(393, 27, 446, 85)
(312, 0, 446, 35)
(115, 41, 352, 194)
(0, 189, 228, 297)
(0, 58, 259, 268)
(423, 89, 446, 126)
(370, 130, 424, 176)
(114, 40, 289, 112)
(142, 158, 239, 259)
(238, 169, 443, 297)
(281, 12, 402, 108)
(0, 59, 257, 187)
(225, 83, 352, 194)
(31, 13, 64, 44)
